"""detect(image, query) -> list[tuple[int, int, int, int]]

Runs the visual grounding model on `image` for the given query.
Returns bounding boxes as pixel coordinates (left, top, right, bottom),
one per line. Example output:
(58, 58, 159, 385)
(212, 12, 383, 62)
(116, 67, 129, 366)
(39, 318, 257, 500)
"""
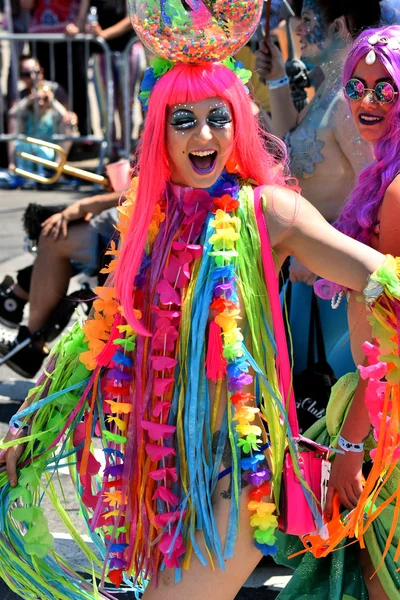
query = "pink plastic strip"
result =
(253, 186, 299, 438)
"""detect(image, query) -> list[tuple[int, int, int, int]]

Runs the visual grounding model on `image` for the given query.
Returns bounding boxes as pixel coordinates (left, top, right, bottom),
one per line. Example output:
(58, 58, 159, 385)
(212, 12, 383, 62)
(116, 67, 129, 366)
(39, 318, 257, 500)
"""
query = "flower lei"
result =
(301, 256, 400, 566)
(139, 55, 252, 110)
(77, 177, 280, 588)
(206, 190, 278, 555)
(78, 180, 216, 582)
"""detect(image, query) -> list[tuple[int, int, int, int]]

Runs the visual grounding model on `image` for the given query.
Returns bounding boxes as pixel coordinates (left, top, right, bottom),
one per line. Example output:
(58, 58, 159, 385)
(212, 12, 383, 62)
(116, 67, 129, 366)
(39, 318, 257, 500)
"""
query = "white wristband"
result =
(267, 75, 289, 90)
(338, 435, 364, 453)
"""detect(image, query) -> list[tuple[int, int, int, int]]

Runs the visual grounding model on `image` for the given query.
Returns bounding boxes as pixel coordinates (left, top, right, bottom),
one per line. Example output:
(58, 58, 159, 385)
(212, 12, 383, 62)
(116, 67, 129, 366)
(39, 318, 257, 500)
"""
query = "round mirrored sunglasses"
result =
(344, 78, 398, 104)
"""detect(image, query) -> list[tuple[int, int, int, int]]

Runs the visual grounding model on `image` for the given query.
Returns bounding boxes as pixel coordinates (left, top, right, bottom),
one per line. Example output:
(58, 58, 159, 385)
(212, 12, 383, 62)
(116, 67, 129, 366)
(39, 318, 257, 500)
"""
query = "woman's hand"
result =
(41, 202, 84, 239)
(255, 39, 286, 82)
(86, 22, 103, 37)
(324, 450, 364, 520)
(0, 437, 26, 487)
(65, 23, 80, 36)
(62, 111, 78, 129)
(289, 257, 317, 285)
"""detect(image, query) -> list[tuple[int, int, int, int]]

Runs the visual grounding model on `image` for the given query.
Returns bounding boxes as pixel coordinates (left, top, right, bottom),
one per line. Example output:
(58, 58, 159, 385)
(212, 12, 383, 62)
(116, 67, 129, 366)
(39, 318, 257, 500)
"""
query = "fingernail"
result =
(10, 479, 16, 487)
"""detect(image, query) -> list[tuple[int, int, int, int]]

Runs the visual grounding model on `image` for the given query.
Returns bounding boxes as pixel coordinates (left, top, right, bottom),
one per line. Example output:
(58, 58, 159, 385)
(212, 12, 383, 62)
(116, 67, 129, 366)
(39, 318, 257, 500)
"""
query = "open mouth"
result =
(189, 150, 218, 175)
(359, 114, 384, 126)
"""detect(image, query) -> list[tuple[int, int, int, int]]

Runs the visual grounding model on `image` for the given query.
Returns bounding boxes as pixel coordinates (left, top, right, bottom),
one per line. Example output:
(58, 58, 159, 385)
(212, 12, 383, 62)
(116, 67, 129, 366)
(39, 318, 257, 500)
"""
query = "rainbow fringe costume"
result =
(0, 175, 399, 599)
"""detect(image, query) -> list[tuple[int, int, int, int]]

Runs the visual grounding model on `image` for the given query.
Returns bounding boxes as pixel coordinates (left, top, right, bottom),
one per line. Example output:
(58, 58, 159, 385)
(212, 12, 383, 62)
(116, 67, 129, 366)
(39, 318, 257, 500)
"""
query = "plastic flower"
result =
(234, 405, 259, 424)
(221, 57, 252, 86)
(159, 530, 186, 568)
(237, 433, 262, 453)
(248, 501, 276, 517)
(244, 467, 271, 486)
(227, 357, 250, 378)
(223, 328, 244, 346)
(212, 193, 240, 213)
(141, 421, 176, 441)
(223, 342, 244, 361)
(138, 57, 174, 110)
(93, 286, 118, 315)
(250, 513, 278, 530)
(146, 443, 175, 462)
(107, 415, 127, 432)
(113, 336, 136, 352)
(209, 228, 240, 250)
(208, 250, 238, 265)
(211, 210, 240, 230)
(151, 323, 179, 353)
(241, 454, 265, 471)
(215, 311, 239, 332)
(254, 541, 278, 556)
(210, 298, 237, 312)
(253, 527, 277, 545)
(103, 491, 127, 507)
(152, 486, 180, 507)
(148, 467, 178, 482)
(211, 264, 234, 281)
(228, 372, 253, 392)
(154, 510, 185, 528)
(249, 483, 272, 502)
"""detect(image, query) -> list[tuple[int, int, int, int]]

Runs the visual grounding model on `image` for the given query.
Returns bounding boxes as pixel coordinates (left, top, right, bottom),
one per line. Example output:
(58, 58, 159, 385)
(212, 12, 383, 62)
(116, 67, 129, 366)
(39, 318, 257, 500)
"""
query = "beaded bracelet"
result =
(267, 75, 290, 90)
(338, 435, 364, 453)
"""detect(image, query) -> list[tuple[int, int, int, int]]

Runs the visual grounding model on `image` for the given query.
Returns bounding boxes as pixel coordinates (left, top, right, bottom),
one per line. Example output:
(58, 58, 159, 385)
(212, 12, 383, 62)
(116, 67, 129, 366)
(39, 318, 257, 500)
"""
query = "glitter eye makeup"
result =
(169, 109, 197, 131)
(207, 107, 232, 128)
(169, 106, 232, 132)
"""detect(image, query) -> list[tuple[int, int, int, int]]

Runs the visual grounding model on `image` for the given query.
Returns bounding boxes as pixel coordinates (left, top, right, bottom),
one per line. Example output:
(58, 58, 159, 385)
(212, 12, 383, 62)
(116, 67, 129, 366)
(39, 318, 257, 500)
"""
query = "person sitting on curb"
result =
(0, 190, 121, 378)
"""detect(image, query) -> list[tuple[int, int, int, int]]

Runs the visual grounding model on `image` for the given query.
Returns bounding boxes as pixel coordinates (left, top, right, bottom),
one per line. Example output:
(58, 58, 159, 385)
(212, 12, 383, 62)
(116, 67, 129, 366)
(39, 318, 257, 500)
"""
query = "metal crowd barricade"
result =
(0, 32, 115, 172)
(121, 36, 146, 160)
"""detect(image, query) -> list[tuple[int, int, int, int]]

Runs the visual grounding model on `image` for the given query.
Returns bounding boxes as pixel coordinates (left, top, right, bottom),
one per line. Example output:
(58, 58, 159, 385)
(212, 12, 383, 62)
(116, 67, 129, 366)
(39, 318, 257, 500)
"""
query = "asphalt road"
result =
(0, 188, 291, 599)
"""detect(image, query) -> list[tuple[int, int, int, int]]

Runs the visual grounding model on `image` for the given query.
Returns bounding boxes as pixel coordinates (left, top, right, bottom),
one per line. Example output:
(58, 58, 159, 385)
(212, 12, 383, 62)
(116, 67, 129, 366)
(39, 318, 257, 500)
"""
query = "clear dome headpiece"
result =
(128, 0, 264, 64)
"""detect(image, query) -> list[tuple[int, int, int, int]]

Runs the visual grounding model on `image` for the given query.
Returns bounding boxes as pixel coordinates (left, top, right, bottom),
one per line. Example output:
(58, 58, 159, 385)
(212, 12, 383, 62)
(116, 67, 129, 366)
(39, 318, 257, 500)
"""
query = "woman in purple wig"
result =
(275, 24, 400, 600)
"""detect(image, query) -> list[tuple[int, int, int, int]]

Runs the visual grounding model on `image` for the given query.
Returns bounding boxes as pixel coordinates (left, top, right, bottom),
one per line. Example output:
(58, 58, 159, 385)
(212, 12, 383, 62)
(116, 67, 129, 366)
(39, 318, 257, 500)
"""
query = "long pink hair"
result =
(115, 62, 294, 333)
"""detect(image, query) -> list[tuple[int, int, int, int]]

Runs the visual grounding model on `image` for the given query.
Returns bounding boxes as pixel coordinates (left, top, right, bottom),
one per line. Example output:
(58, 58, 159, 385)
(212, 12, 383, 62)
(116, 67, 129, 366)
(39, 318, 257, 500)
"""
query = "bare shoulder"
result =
(260, 184, 301, 248)
(380, 174, 400, 221)
(385, 173, 400, 198)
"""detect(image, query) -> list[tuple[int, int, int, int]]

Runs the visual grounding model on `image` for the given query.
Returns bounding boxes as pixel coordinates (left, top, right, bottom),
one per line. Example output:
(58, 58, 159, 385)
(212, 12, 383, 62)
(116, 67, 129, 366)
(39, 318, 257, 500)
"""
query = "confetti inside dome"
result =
(128, 0, 264, 63)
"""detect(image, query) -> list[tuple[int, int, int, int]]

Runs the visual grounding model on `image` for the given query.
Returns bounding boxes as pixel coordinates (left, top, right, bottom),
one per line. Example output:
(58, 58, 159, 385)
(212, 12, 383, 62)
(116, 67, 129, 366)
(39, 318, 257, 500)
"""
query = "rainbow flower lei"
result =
(71, 175, 279, 588)
(206, 191, 278, 555)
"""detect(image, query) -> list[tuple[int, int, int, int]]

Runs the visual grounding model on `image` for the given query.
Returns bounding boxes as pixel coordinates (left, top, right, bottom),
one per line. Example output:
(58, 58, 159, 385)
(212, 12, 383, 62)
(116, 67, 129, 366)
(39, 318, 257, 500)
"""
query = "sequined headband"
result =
(138, 55, 252, 111)
(353, 33, 400, 65)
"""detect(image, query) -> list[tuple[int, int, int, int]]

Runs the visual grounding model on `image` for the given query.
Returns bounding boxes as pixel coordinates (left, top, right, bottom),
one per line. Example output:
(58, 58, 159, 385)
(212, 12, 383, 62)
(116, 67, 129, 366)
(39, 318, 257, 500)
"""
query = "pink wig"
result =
(115, 62, 294, 333)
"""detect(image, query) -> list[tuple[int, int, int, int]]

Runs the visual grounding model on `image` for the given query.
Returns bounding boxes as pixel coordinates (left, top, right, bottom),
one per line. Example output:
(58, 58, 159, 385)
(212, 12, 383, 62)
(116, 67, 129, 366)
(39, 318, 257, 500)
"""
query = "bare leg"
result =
(360, 549, 390, 600)
(143, 479, 263, 600)
(28, 222, 91, 341)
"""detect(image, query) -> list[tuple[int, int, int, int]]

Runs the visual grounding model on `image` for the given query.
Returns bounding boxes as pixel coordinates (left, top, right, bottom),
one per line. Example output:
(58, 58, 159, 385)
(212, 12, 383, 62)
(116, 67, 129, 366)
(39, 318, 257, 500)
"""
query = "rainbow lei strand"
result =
(79, 180, 214, 584)
(299, 256, 400, 565)
(207, 191, 278, 556)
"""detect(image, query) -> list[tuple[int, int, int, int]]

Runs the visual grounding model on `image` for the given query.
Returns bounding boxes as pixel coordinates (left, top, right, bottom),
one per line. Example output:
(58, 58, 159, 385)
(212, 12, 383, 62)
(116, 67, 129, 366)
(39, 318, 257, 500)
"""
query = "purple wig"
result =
(335, 25, 400, 243)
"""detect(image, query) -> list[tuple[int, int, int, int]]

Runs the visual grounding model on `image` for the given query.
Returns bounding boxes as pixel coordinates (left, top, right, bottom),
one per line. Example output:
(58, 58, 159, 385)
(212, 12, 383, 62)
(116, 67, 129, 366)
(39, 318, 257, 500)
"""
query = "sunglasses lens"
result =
(375, 81, 395, 103)
(345, 79, 364, 100)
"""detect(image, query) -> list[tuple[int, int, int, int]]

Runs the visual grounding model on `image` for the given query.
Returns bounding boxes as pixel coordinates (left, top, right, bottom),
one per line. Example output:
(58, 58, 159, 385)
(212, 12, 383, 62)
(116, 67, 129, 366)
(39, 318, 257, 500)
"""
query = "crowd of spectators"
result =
(0, 0, 146, 186)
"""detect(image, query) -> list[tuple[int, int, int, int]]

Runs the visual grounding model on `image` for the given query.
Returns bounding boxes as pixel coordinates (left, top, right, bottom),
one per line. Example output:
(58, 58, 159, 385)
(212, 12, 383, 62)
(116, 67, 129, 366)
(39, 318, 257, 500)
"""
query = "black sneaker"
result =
(0, 285, 26, 328)
(0, 326, 48, 379)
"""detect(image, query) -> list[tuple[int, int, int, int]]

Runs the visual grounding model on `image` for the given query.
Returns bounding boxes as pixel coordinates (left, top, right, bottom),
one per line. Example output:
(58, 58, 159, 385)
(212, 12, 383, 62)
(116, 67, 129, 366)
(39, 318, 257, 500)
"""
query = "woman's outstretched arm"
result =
(265, 185, 384, 291)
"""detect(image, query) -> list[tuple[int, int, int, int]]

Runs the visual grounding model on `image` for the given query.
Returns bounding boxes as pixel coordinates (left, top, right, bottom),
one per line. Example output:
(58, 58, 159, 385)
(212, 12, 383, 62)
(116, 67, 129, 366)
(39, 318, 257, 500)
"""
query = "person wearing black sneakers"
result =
(0, 190, 122, 378)
(0, 272, 29, 328)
